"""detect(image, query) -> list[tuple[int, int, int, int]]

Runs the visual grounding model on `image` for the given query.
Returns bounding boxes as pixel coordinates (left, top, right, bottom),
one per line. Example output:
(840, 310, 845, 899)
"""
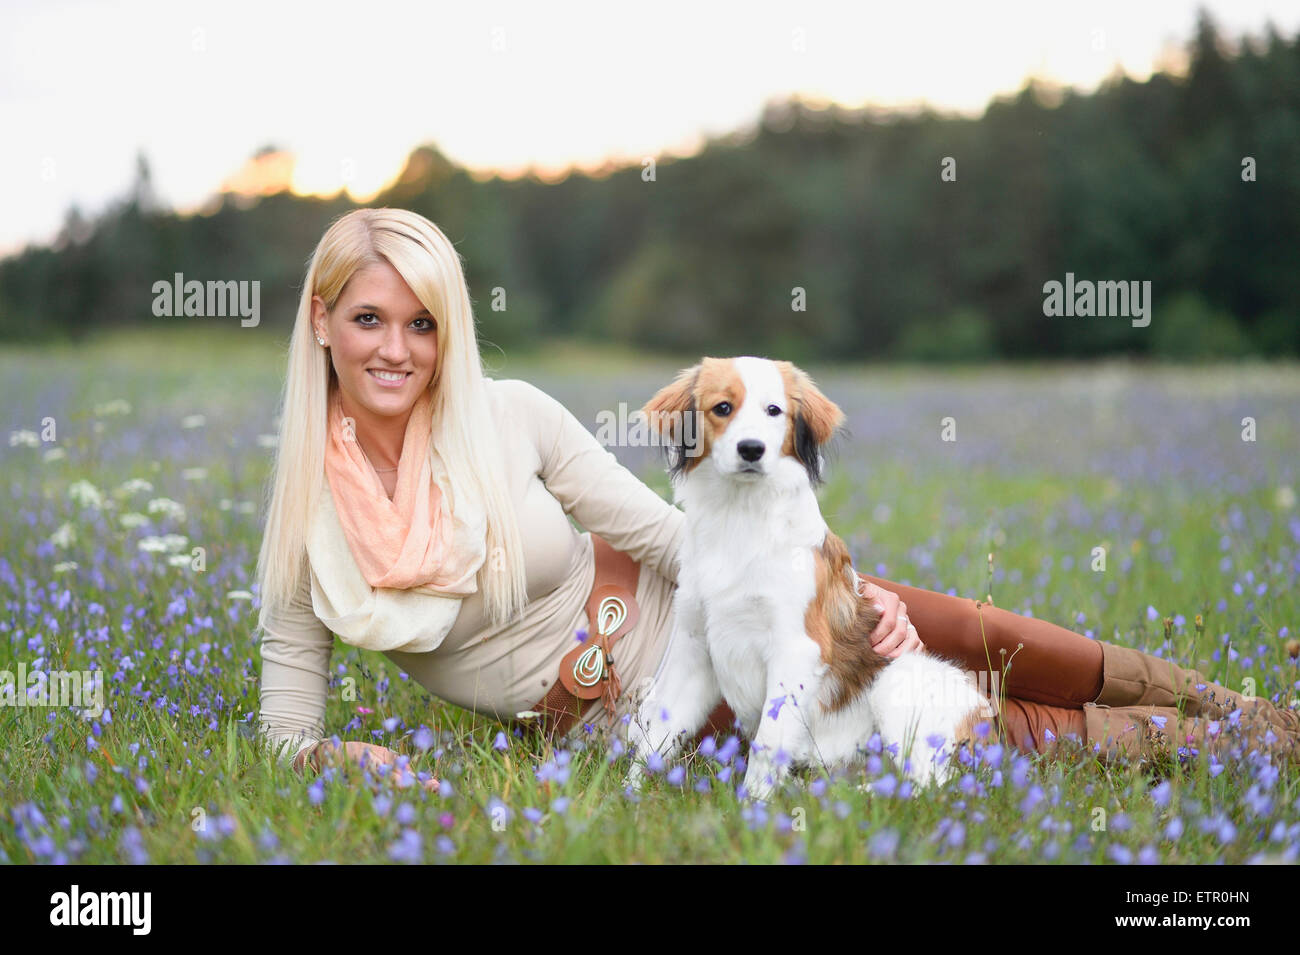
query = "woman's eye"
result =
(355, 313, 435, 332)
(712, 402, 732, 416)
(766, 405, 782, 416)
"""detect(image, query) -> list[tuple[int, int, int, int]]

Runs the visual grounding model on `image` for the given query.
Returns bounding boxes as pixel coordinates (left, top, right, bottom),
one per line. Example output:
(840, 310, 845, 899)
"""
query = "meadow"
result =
(2, 328, 1298, 864)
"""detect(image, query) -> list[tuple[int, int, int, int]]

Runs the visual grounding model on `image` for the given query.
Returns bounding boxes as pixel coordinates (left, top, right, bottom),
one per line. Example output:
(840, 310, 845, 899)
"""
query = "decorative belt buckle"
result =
(573, 644, 606, 687)
(572, 595, 628, 687)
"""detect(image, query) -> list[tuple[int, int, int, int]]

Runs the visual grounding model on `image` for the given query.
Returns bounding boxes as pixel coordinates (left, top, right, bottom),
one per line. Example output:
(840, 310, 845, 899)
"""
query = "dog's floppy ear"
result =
(641, 362, 699, 432)
(642, 362, 701, 480)
(779, 362, 844, 487)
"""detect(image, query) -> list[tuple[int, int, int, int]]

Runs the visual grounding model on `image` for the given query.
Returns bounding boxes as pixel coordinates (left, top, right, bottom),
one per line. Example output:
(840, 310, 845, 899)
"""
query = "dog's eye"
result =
(766, 405, 782, 417)
(712, 402, 732, 417)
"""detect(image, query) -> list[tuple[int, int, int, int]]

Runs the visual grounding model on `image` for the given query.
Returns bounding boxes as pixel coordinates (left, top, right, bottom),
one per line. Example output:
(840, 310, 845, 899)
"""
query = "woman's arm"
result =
(506, 378, 686, 583)
(257, 568, 333, 768)
(258, 568, 439, 790)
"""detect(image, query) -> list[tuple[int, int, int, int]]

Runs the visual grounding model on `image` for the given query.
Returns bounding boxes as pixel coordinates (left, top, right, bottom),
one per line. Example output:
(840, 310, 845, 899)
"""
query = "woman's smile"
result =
(367, 368, 413, 388)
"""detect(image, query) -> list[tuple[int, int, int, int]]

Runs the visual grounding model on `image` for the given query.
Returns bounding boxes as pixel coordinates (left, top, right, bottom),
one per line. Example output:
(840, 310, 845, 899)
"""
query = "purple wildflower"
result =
(1107, 844, 1133, 864)
(388, 828, 422, 863)
(1019, 785, 1044, 813)
(868, 829, 900, 858)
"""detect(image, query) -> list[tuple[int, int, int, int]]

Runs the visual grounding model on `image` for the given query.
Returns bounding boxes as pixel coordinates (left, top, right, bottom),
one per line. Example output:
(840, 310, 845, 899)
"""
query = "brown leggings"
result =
(694, 574, 1100, 753)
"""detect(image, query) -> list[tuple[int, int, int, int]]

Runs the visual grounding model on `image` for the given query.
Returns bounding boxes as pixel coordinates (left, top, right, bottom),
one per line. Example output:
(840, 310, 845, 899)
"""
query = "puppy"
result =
(626, 357, 994, 800)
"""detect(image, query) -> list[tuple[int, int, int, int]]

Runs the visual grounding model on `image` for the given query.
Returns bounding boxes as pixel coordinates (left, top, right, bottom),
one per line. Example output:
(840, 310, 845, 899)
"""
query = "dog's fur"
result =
(625, 356, 994, 800)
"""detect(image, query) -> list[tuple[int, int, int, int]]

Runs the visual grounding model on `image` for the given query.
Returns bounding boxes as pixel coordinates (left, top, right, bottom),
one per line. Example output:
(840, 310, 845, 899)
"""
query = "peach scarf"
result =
(303, 387, 486, 654)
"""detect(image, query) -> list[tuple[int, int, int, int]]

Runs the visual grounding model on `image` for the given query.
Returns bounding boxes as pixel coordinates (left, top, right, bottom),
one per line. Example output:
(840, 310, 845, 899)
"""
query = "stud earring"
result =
(316, 335, 326, 346)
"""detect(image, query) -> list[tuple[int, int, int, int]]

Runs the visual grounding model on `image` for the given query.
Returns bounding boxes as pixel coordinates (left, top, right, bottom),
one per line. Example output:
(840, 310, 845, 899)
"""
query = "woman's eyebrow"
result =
(350, 303, 432, 316)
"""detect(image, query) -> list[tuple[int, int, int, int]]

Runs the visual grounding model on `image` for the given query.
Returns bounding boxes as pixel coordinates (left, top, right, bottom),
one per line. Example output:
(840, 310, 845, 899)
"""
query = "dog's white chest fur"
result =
(674, 463, 827, 735)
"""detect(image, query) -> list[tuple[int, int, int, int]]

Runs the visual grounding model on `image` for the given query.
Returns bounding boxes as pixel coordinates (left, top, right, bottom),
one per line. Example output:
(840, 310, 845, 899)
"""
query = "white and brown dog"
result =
(626, 357, 993, 800)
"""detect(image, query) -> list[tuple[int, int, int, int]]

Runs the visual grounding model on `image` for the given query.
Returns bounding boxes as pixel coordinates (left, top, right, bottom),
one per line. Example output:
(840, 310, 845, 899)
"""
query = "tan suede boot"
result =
(1083, 701, 1300, 766)
(1095, 642, 1300, 738)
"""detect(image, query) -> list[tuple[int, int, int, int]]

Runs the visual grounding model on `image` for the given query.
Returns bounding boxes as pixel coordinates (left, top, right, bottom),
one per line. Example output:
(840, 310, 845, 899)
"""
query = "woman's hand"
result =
(859, 579, 925, 659)
(295, 741, 440, 793)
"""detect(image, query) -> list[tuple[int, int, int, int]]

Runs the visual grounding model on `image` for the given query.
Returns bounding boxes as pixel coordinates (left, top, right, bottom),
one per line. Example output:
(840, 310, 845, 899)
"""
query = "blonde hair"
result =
(255, 208, 528, 628)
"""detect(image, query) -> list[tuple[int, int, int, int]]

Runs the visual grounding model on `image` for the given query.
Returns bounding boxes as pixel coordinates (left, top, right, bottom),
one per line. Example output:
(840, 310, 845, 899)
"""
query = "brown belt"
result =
(524, 533, 641, 743)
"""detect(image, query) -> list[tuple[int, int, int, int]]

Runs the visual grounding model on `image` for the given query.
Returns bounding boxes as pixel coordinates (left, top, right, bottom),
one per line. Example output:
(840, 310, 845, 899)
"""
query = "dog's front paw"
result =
(622, 761, 648, 793)
(739, 765, 777, 804)
(623, 719, 658, 792)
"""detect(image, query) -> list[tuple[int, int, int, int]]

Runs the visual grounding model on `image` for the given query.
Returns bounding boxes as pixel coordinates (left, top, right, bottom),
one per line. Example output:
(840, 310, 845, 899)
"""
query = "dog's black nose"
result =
(737, 439, 765, 462)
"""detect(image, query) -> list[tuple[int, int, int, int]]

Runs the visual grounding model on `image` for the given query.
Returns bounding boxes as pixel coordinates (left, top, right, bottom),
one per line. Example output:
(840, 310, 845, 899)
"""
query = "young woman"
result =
(256, 208, 1298, 787)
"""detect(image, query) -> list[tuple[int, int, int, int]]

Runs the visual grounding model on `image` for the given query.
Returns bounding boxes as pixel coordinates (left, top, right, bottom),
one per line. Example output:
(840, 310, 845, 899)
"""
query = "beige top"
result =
(257, 378, 685, 764)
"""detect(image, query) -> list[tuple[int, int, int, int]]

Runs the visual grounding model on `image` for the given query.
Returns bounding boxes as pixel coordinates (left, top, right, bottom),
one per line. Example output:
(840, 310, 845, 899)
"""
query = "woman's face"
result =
(312, 260, 439, 421)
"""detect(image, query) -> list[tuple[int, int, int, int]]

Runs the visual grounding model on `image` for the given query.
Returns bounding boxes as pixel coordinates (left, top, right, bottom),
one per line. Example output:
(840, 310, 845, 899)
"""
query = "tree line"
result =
(3, 12, 1296, 361)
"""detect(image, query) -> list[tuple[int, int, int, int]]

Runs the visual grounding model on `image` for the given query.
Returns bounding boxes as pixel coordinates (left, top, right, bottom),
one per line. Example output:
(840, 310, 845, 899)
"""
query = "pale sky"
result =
(2, 0, 1297, 256)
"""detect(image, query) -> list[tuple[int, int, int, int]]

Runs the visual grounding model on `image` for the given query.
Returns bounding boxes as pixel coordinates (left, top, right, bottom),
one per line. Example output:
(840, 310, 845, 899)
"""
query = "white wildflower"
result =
(120, 512, 149, 529)
(181, 414, 207, 429)
(68, 479, 105, 510)
(114, 478, 154, 498)
(50, 522, 76, 548)
(167, 554, 192, 567)
(8, 430, 39, 448)
(157, 533, 188, 553)
(42, 447, 66, 462)
(256, 434, 278, 449)
(218, 499, 233, 511)
(160, 534, 188, 553)
(137, 536, 169, 553)
(52, 561, 79, 573)
(146, 497, 186, 521)
(1277, 486, 1296, 510)
(181, 468, 208, 481)
(226, 590, 254, 602)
